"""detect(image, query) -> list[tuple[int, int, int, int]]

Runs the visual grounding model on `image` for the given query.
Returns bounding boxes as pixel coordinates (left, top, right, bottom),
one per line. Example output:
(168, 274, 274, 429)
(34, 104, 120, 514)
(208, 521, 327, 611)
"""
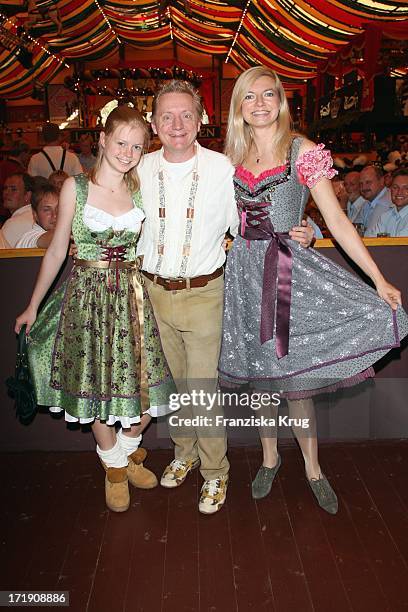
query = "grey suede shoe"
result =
(308, 473, 338, 514)
(252, 455, 281, 499)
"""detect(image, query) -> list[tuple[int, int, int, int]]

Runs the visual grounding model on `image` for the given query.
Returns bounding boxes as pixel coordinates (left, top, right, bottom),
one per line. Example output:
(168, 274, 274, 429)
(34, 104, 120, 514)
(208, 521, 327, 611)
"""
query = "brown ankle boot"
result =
(127, 448, 158, 489)
(101, 463, 130, 512)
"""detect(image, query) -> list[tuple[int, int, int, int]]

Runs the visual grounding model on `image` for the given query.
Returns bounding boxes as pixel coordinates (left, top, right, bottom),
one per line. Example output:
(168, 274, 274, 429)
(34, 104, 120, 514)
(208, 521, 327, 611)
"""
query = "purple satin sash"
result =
(240, 207, 292, 359)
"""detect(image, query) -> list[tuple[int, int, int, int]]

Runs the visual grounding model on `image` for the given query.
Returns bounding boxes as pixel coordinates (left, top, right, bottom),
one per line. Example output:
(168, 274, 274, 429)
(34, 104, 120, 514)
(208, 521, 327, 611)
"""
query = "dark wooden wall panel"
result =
(1, 245, 407, 451)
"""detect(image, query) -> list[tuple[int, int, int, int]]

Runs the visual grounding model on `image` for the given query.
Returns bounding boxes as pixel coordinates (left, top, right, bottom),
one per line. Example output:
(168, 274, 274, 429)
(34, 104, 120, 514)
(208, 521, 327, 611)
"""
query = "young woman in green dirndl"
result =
(16, 106, 175, 512)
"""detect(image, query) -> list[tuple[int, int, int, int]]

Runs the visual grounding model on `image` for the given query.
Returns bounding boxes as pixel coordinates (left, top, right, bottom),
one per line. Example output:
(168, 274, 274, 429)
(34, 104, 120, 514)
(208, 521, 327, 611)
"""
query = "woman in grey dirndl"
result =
(219, 66, 408, 514)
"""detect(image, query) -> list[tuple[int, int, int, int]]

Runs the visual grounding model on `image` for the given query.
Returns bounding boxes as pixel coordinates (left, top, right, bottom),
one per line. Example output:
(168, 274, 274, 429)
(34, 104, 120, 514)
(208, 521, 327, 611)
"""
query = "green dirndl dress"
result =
(28, 174, 175, 425)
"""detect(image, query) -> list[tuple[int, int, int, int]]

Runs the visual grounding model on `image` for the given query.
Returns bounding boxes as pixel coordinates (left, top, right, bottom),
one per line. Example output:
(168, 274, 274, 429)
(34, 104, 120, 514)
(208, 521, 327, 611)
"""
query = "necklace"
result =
(253, 145, 262, 164)
(96, 170, 125, 193)
(97, 181, 122, 194)
(155, 152, 199, 276)
(253, 146, 281, 165)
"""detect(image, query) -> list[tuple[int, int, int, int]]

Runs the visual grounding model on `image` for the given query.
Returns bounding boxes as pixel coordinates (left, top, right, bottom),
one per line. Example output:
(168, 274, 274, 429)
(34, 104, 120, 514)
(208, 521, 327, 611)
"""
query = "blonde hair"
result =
(90, 105, 150, 193)
(225, 66, 293, 167)
(152, 80, 203, 121)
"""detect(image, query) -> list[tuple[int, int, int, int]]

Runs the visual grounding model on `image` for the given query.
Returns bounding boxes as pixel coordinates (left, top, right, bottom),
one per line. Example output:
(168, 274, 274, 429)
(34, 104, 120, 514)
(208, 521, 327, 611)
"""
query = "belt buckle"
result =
(163, 277, 185, 291)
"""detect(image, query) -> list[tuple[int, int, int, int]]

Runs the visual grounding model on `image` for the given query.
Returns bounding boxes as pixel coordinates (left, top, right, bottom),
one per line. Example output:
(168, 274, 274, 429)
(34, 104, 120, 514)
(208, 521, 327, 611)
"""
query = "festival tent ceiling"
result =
(0, 0, 407, 99)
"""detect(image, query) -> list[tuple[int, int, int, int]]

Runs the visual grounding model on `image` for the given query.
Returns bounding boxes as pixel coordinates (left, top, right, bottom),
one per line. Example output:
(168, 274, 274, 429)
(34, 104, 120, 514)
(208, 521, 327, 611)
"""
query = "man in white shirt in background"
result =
(0, 173, 34, 247)
(16, 184, 59, 248)
(28, 123, 83, 179)
(0, 140, 31, 223)
(359, 165, 393, 236)
(344, 170, 367, 223)
(138, 80, 313, 514)
(366, 168, 408, 237)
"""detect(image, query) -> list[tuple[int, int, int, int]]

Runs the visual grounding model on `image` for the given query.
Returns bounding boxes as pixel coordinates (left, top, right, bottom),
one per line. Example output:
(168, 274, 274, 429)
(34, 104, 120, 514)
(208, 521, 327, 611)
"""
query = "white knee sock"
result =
(96, 438, 128, 468)
(117, 430, 142, 457)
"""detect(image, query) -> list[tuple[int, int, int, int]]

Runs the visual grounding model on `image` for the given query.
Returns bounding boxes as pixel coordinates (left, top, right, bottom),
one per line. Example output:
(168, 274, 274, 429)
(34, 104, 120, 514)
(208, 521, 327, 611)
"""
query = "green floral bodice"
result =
(72, 174, 144, 261)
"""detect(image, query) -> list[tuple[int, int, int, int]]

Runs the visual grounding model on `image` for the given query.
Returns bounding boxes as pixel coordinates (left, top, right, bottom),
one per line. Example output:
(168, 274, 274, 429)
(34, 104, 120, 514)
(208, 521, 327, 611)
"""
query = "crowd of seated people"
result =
(0, 173, 34, 247)
(0, 141, 31, 224)
(0, 122, 98, 250)
(16, 184, 59, 248)
(365, 168, 408, 237)
(357, 165, 393, 235)
(305, 136, 408, 239)
(344, 170, 367, 223)
(0, 126, 407, 248)
(0, 172, 63, 249)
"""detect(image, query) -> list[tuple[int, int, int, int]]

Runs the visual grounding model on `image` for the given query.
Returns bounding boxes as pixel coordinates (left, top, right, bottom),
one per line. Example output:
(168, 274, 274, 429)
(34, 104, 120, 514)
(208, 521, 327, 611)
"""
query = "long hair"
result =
(225, 66, 293, 167)
(90, 105, 150, 193)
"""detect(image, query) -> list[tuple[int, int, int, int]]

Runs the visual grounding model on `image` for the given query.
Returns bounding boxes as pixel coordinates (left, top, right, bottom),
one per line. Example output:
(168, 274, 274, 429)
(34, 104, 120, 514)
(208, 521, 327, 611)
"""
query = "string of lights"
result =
(93, 0, 122, 44)
(22, 30, 70, 69)
(0, 11, 70, 68)
(166, 5, 174, 40)
(225, 0, 252, 64)
(1, 1, 407, 98)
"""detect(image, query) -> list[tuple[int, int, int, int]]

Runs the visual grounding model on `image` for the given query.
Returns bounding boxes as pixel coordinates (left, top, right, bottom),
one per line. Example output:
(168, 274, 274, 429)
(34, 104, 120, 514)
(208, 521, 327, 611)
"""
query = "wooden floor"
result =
(2, 442, 408, 612)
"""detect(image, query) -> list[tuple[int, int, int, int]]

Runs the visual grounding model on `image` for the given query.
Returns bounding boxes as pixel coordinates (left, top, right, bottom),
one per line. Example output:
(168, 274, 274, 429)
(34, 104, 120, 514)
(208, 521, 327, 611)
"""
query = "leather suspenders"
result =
(41, 148, 67, 172)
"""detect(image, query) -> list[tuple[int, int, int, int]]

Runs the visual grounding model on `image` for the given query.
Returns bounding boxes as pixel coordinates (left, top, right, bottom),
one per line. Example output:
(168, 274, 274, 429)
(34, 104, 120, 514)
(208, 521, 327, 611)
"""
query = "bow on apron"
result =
(240, 204, 293, 359)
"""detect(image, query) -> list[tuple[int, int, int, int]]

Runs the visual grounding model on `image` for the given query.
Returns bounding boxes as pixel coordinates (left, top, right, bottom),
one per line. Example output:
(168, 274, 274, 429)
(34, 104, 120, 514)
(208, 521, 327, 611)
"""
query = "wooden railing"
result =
(1, 238, 408, 259)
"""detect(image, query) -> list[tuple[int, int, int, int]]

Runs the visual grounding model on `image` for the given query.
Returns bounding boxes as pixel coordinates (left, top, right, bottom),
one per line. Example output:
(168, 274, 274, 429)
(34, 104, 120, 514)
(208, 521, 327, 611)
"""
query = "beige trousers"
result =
(145, 274, 229, 480)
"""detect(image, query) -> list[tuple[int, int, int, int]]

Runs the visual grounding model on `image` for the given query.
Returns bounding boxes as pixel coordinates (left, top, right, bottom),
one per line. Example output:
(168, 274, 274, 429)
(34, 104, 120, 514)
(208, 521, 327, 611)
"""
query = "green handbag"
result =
(6, 325, 37, 423)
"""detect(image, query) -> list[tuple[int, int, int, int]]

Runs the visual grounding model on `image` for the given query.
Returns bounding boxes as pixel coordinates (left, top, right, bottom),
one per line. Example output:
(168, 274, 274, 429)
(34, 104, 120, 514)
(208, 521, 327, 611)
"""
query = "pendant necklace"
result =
(97, 180, 120, 194)
(254, 145, 261, 164)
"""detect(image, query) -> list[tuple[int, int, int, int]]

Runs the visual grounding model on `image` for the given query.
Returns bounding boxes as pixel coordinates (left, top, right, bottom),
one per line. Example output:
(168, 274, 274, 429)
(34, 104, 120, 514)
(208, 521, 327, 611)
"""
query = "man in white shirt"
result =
(28, 123, 83, 179)
(367, 168, 408, 237)
(0, 140, 31, 223)
(138, 80, 313, 514)
(344, 170, 367, 223)
(138, 81, 234, 515)
(16, 184, 59, 248)
(359, 165, 393, 236)
(0, 173, 34, 247)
